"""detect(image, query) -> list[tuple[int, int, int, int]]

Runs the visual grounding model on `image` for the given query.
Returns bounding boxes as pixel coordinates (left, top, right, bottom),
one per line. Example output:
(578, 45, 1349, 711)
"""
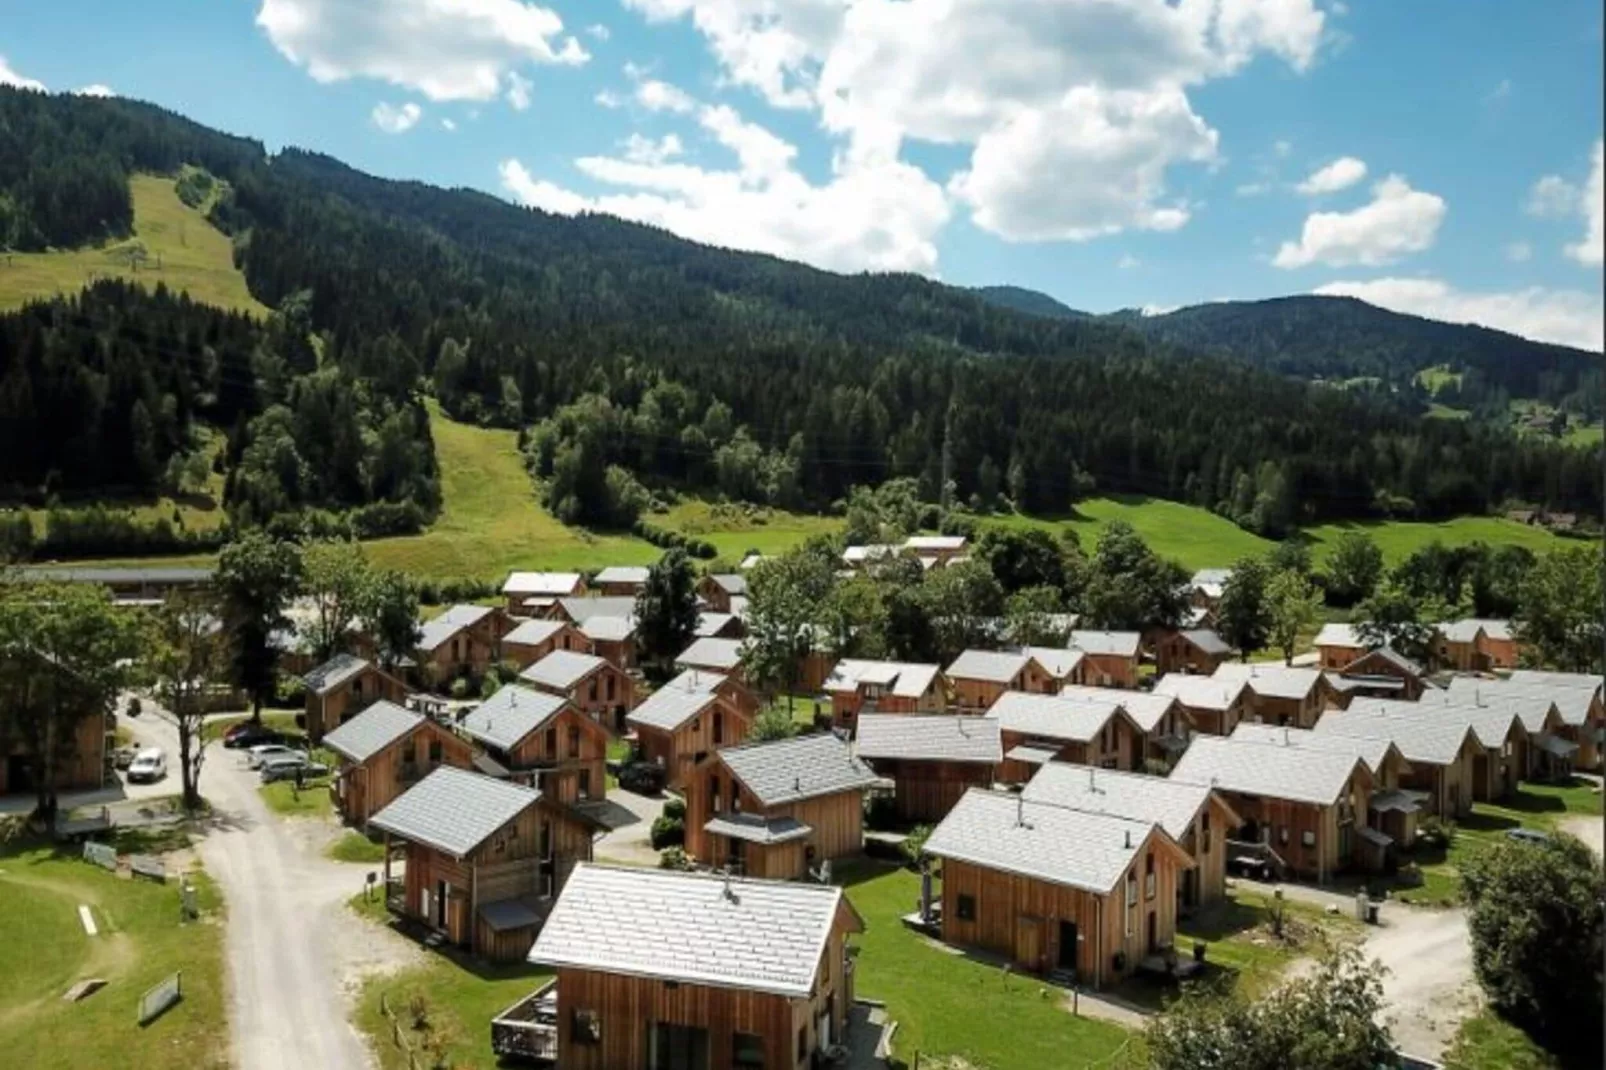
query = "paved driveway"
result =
(1364, 905, 1474, 1061)
(593, 786, 668, 867)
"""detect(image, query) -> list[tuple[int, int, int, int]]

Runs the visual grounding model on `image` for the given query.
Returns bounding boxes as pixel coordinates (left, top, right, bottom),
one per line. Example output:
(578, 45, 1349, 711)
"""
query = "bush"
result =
(662, 797, 686, 821)
(864, 792, 899, 831)
(900, 825, 933, 867)
(274, 675, 306, 708)
(650, 812, 685, 850)
(447, 676, 470, 700)
(659, 846, 693, 871)
(1417, 814, 1456, 849)
(37, 505, 228, 558)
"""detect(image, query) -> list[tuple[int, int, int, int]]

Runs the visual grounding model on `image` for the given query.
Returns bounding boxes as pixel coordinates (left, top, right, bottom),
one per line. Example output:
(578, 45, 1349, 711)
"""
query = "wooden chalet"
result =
(519, 650, 636, 733)
(1021, 762, 1238, 912)
(1504, 671, 1605, 771)
(502, 571, 587, 616)
(945, 649, 1061, 714)
(370, 766, 600, 962)
(1170, 734, 1381, 882)
(682, 733, 880, 880)
(822, 659, 946, 731)
(501, 618, 593, 670)
(459, 686, 611, 803)
(1443, 675, 1588, 776)
(693, 610, 746, 640)
(1211, 663, 1335, 727)
(1067, 631, 1143, 689)
(986, 692, 1144, 783)
(522, 865, 861, 1070)
(321, 700, 473, 828)
(676, 636, 745, 681)
(414, 604, 515, 684)
(302, 653, 412, 742)
(0, 699, 108, 796)
(1060, 683, 1190, 770)
(1151, 675, 1247, 737)
(576, 615, 639, 673)
(924, 788, 1195, 987)
(1311, 710, 1479, 817)
(901, 534, 969, 567)
(1326, 646, 1430, 702)
(1438, 619, 1520, 672)
(1187, 568, 1232, 611)
(1153, 629, 1233, 676)
(589, 566, 650, 598)
(625, 670, 756, 789)
(854, 714, 1003, 823)
(1346, 696, 1530, 802)
(1314, 622, 1367, 671)
(696, 573, 747, 614)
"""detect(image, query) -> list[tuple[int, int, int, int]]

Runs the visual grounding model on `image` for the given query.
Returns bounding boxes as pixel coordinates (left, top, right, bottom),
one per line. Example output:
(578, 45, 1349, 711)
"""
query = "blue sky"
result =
(3, 1, 1601, 347)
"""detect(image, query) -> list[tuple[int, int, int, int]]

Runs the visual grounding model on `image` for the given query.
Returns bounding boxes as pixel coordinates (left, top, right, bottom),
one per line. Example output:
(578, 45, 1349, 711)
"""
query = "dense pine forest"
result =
(0, 87, 1599, 544)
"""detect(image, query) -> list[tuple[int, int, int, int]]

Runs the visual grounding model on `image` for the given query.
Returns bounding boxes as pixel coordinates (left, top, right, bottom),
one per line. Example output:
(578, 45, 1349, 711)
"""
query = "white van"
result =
(126, 747, 167, 784)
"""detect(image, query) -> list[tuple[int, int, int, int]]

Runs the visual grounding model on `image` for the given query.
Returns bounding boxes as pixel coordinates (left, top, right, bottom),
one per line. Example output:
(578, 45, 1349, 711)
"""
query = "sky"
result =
(3, 1, 1602, 349)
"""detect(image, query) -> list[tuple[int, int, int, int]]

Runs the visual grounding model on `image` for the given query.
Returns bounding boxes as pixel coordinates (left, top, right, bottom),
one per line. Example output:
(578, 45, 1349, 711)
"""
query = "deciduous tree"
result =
(148, 589, 228, 811)
(635, 549, 700, 680)
(1215, 557, 1273, 659)
(301, 539, 374, 662)
(1514, 547, 1604, 672)
(216, 531, 303, 722)
(1324, 532, 1384, 606)
(1266, 568, 1323, 666)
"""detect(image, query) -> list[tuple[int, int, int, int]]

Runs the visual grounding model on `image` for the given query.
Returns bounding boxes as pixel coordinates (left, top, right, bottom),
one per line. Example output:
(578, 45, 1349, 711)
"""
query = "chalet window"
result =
(1302, 830, 1316, 847)
(956, 894, 976, 921)
(573, 1009, 601, 1044)
(568, 726, 581, 758)
(797, 1027, 807, 1062)
(606, 674, 616, 701)
(540, 820, 552, 860)
(710, 776, 723, 813)
(1144, 852, 1156, 901)
(428, 740, 442, 764)
(713, 712, 724, 745)
(402, 741, 417, 764)
(733, 1032, 765, 1068)
(545, 727, 558, 754)
(1125, 872, 1136, 936)
(589, 678, 599, 702)
(579, 769, 592, 798)
(1279, 827, 1290, 846)
(691, 717, 701, 733)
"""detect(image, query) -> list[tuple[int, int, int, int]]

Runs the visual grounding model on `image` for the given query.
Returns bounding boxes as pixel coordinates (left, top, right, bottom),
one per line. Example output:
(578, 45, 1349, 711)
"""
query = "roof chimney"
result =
(1124, 828, 1132, 849)
(1283, 726, 1290, 746)
(722, 868, 736, 902)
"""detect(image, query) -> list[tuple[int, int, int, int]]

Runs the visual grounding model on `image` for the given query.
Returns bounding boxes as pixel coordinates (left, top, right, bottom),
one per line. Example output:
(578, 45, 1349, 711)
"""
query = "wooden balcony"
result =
(491, 978, 558, 1063)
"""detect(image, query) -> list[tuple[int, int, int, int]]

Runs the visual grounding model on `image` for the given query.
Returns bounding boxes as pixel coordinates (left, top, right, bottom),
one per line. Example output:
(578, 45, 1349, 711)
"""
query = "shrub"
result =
(447, 676, 470, 700)
(659, 846, 693, 871)
(1417, 814, 1456, 849)
(900, 825, 933, 867)
(864, 792, 899, 831)
(650, 812, 685, 850)
(662, 797, 686, 821)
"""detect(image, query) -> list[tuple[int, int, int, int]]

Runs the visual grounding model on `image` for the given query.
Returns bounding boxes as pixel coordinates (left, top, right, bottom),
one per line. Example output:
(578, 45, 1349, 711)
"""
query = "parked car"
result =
(618, 761, 667, 795)
(224, 722, 285, 750)
(246, 743, 301, 769)
(1506, 828, 1550, 845)
(260, 757, 330, 784)
(126, 748, 167, 784)
(113, 745, 140, 770)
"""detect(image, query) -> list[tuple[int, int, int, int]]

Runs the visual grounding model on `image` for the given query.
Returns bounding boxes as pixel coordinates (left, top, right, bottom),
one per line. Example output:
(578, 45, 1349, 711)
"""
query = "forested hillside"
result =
(0, 87, 1599, 546)
(971, 285, 1082, 320)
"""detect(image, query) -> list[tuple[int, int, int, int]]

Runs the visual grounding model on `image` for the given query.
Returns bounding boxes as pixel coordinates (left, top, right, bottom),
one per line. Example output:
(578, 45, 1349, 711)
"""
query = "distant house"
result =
(1311, 709, 1480, 817)
(945, 649, 1060, 714)
(682, 733, 879, 880)
(696, 573, 747, 614)
(1328, 646, 1430, 702)
(519, 651, 636, 732)
(854, 714, 1003, 823)
(840, 544, 898, 570)
(1169, 734, 1381, 882)
(415, 604, 515, 683)
(1188, 568, 1232, 609)
(1022, 763, 1239, 912)
(322, 700, 473, 828)
(902, 534, 969, 567)
(525, 865, 861, 1070)
(302, 653, 412, 742)
(590, 566, 650, 598)
(501, 618, 593, 670)
(1068, 631, 1143, 689)
(1347, 696, 1528, 802)
(987, 692, 1143, 783)
(546, 596, 638, 627)
(502, 572, 586, 616)
(676, 636, 745, 679)
(1211, 663, 1334, 727)
(576, 614, 638, 673)
(924, 788, 1195, 986)
(1152, 675, 1248, 737)
(370, 766, 599, 962)
(626, 670, 755, 789)
(693, 610, 744, 639)
(458, 686, 610, 803)
(1438, 619, 1520, 672)
(0, 665, 109, 796)
(1446, 673, 1595, 773)
(822, 659, 946, 731)
(1059, 684, 1189, 769)
(1314, 622, 1366, 670)
(1153, 629, 1233, 675)
(738, 552, 767, 570)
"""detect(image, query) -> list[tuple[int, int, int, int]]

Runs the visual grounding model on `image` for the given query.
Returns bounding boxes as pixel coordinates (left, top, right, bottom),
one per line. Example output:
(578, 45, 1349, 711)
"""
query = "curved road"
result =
(129, 705, 375, 1070)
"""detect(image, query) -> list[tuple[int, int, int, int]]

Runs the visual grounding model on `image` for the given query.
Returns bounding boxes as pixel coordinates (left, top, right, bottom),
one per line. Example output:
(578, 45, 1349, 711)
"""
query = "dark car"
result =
(618, 761, 667, 795)
(224, 722, 285, 750)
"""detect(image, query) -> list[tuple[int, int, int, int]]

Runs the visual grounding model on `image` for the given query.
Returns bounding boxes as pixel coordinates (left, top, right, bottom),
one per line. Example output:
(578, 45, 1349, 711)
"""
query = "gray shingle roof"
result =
(626, 671, 724, 732)
(1170, 734, 1364, 806)
(321, 700, 425, 763)
(1189, 568, 1232, 597)
(695, 612, 739, 638)
(1068, 630, 1142, 658)
(1022, 763, 1212, 840)
(303, 652, 371, 695)
(1315, 622, 1363, 648)
(1344, 646, 1425, 678)
(504, 618, 569, 646)
(924, 789, 1162, 894)
(557, 596, 638, 623)
(703, 813, 813, 845)
(502, 571, 583, 596)
(824, 659, 941, 699)
(986, 692, 1119, 742)
(368, 766, 541, 858)
(1180, 629, 1232, 656)
(707, 573, 747, 595)
(1212, 662, 1322, 700)
(593, 566, 650, 586)
(579, 615, 636, 643)
(1004, 743, 1059, 765)
(719, 733, 879, 806)
(1058, 684, 1179, 734)
(1439, 618, 1513, 644)
(417, 604, 494, 652)
(854, 714, 1002, 764)
(1506, 670, 1602, 692)
(1025, 646, 1084, 679)
(945, 649, 1029, 684)
(903, 535, 967, 552)
(519, 650, 608, 691)
(677, 636, 745, 671)
(528, 864, 847, 998)
(1441, 677, 1563, 732)
(1229, 722, 1401, 776)
(1310, 709, 1478, 766)
(21, 565, 213, 584)
(1346, 697, 1522, 751)
(460, 686, 572, 750)
(1152, 674, 1245, 712)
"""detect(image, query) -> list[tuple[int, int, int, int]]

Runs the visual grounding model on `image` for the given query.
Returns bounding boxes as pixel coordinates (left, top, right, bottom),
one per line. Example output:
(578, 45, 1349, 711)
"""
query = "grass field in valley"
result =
(0, 844, 227, 1070)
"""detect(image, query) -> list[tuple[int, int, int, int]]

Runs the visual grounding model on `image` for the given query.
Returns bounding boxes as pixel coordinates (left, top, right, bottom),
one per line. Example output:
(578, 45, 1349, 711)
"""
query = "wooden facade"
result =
(1335, 649, 1428, 701)
(331, 720, 474, 828)
(949, 660, 1058, 715)
(996, 714, 1140, 785)
(1078, 653, 1139, 690)
(491, 706, 613, 805)
(417, 608, 516, 683)
(825, 670, 946, 731)
(1238, 680, 1328, 728)
(683, 760, 868, 880)
(0, 708, 107, 796)
(528, 662, 638, 733)
(633, 692, 755, 790)
(696, 575, 745, 614)
(867, 757, 995, 824)
(305, 664, 411, 742)
(1219, 769, 1375, 882)
(1153, 632, 1232, 676)
(503, 622, 593, 670)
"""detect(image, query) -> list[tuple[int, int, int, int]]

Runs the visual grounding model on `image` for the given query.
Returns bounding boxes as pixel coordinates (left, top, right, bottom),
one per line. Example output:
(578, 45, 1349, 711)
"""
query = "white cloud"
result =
(1273, 174, 1446, 268)
(1565, 139, 1602, 267)
(1235, 181, 1272, 197)
(75, 84, 116, 98)
(505, 70, 534, 110)
(1526, 174, 1578, 219)
(256, 0, 586, 102)
(371, 100, 423, 133)
(1117, 253, 1141, 270)
(1505, 241, 1532, 263)
(595, 89, 624, 109)
(499, 98, 950, 274)
(1295, 155, 1366, 195)
(622, 132, 684, 165)
(1313, 277, 1603, 351)
(635, 77, 696, 113)
(586, 24, 611, 41)
(0, 55, 45, 91)
(441, 118, 458, 131)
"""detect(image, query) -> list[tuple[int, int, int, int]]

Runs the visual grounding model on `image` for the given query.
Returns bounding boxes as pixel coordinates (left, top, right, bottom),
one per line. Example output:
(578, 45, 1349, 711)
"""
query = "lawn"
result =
(0, 173, 269, 319)
(986, 497, 1274, 571)
(326, 831, 387, 864)
(258, 777, 334, 818)
(1443, 1009, 1583, 1070)
(837, 859, 1138, 1070)
(1561, 420, 1602, 449)
(201, 711, 305, 744)
(355, 952, 552, 1070)
(0, 843, 227, 1070)
(659, 500, 841, 563)
(1300, 514, 1561, 567)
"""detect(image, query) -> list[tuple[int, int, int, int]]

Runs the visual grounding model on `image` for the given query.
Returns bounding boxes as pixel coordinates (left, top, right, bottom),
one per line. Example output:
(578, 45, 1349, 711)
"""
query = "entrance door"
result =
(1146, 911, 1158, 953)
(435, 880, 448, 929)
(1181, 868, 1198, 909)
(1057, 920, 1079, 972)
(648, 1023, 710, 1070)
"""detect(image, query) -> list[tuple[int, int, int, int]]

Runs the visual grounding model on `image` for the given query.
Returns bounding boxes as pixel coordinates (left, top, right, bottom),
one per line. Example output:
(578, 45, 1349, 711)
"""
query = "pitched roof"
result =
(677, 636, 745, 671)
(1310, 709, 1479, 766)
(528, 864, 848, 998)
(1440, 618, 1512, 644)
(986, 691, 1121, 742)
(1021, 763, 1214, 840)
(1343, 646, 1425, 678)
(1170, 734, 1365, 806)
(503, 618, 569, 647)
(519, 650, 609, 691)
(1152, 674, 1245, 713)
(945, 649, 1029, 684)
(719, 733, 879, 806)
(854, 714, 1002, 764)
(1069, 630, 1142, 658)
(1212, 662, 1323, 700)
(1442, 677, 1570, 731)
(1314, 622, 1364, 649)
(739, 553, 766, 570)
(368, 765, 541, 857)
(924, 789, 1168, 894)
(824, 659, 941, 699)
(903, 535, 967, 552)
(695, 612, 739, 638)
(702, 814, 813, 845)
(626, 671, 725, 733)
(1058, 684, 1178, 734)
(1190, 568, 1232, 594)
(841, 544, 897, 564)
(705, 573, 747, 595)
(579, 615, 637, 643)
(417, 604, 495, 652)
(1506, 669, 1602, 692)
(303, 652, 371, 695)
(1346, 697, 1523, 751)
(557, 596, 638, 623)
(1180, 629, 1232, 656)
(459, 686, 572, 750)
(321, 700, 427, 763)
(593, 566, 650, 586)
(502, 571, 583, 596)
(1229, 722, 1403, 777)
(1025, 646, 1084, 679)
